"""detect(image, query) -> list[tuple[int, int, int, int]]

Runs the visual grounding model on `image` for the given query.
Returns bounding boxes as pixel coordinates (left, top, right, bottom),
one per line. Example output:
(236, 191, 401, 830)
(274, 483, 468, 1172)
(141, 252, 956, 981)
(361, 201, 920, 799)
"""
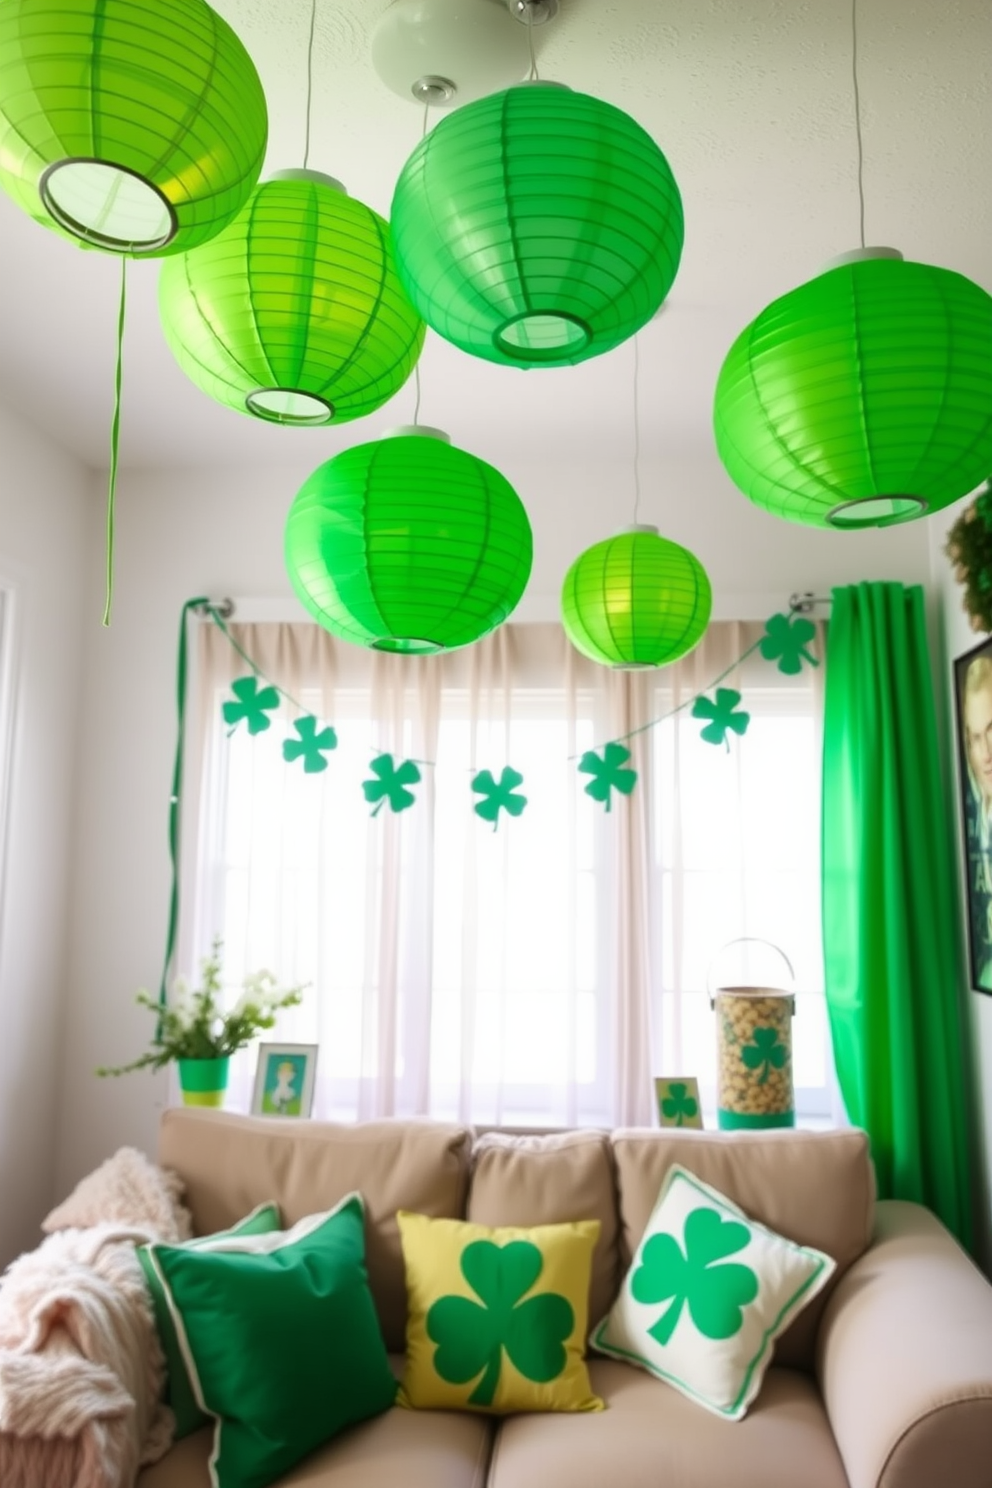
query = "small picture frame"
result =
(954, 637, 992, 995)
(655, 1076, 703, 1129)
(251, 1043, 318, 1118)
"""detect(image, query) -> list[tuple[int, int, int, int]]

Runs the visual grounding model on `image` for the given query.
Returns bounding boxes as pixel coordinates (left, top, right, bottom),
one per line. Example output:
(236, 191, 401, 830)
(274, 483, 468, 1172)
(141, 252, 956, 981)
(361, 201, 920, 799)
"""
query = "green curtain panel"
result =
(822, 582, 973, 1247)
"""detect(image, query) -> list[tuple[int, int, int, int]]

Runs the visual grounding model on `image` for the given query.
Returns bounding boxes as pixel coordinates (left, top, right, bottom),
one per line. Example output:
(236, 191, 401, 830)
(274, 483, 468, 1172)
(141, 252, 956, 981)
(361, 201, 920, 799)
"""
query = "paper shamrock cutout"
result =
(426, 1240, 573, 1406)
(692, 689, 750, 750)
(362, 753, 421, 816)
(472, 767, 528, 830)
(631, 1208, 758, 1346)
(661, 1081, 699, 1127)
(282, 716, 338, 774)
(760, 613, 819, 675)
(222, 675, 280, 736)
(578, 743, 638, 811)
(741, 1026, 788, 1086)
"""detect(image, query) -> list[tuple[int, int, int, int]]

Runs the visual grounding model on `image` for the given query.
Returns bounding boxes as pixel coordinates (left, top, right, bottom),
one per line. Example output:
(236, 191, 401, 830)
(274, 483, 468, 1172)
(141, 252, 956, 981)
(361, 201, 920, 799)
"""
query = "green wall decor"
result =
(222, 676, 280, 736)
(283, 717, 338, 773)
(363, 754, 422, 816)
(714, 249, 992, 529)
(561, 526, 712, 669)
(759, 614, 819, 675)
(284, 426, 533, 653)
(0, 0, 267, 255)
(390, 83, 683, 369)
(578, 744, 638, 812)
(159, 170, 425, 426)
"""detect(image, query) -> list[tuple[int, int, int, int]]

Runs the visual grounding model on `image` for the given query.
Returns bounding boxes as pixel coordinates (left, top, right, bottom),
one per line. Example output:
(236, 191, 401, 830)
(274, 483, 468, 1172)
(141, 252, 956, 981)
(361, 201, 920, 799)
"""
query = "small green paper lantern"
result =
(285, 427, 533, 652)
(159, 171, 426, 426)
(561, 526, 712, 668)
(0, 0, 267, 254)
(390, 82, 684, 369)
(714, 248, 992, 528)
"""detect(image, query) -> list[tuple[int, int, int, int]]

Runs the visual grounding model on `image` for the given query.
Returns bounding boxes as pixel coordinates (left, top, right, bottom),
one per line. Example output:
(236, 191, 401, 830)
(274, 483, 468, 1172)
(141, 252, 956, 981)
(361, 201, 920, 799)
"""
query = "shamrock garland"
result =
(214, 605, 820, 822)
(692, 688, 750, 750)
(472, 768, 528, 830)
(363, 753, 421, 816)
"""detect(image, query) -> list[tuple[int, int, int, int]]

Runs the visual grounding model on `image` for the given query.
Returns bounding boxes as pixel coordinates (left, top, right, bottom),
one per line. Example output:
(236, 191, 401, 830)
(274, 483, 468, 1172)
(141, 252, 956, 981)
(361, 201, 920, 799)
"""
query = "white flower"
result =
(169, 975, 193, 1026)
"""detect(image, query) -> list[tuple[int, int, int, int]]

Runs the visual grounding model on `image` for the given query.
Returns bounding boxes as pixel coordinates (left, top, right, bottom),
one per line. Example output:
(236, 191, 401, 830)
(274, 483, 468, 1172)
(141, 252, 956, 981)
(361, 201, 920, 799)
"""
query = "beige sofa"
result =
(138, 1110, 992, 1488)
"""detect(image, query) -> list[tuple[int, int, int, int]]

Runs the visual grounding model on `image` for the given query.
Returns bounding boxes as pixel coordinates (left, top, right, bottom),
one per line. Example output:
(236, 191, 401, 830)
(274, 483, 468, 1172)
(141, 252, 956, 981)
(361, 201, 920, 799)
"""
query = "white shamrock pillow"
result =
(591, 1164, 835, 1420)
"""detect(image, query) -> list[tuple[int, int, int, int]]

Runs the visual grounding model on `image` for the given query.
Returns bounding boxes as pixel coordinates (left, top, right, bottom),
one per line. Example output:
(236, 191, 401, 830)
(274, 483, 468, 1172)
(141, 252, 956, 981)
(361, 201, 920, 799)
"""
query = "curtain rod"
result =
(789, 592, 831, 614)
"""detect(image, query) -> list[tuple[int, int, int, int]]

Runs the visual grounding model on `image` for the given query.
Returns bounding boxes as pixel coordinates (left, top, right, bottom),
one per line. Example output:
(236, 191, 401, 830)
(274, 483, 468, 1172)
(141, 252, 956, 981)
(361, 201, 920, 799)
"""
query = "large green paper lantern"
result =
(390, 82, 684, 369)
(714, 248, 992, 528)
(285, 427, 533, 652)
(159, 171, 426, 426)
(561, 526, 712, 668)
(0, 0, 267, 254)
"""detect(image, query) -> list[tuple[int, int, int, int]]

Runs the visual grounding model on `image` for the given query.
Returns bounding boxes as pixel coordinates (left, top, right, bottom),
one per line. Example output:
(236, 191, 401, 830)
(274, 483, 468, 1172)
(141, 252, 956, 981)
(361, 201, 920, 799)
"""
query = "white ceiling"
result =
(0, 0, 989, 476)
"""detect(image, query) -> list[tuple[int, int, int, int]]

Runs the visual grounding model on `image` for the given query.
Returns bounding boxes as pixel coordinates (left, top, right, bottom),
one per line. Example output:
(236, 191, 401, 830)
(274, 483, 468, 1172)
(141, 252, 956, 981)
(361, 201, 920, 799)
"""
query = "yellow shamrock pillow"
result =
(397, 1211, 604, 1414)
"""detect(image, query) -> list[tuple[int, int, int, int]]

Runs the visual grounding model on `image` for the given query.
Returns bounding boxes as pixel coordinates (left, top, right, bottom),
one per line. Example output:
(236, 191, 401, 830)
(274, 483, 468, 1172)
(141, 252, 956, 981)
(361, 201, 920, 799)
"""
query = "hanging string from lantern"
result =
(302, 0, 318, 169)
(850, 0, 866, 249)
(102, 257, 127, 628)
(526, 5, 539, 81)
(632, 333, 642, 525)
(409, 96, 433, 428)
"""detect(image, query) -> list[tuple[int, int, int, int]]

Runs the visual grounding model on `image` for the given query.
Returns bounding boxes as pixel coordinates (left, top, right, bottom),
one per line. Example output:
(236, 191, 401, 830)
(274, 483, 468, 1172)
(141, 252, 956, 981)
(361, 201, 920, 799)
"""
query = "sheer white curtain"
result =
(179, 616, 825, 1127)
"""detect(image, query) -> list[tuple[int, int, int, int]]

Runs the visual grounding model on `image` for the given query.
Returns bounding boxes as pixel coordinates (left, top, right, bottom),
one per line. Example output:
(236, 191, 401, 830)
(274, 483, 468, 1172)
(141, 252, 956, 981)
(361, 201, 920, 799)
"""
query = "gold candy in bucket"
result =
(709, 938, 795, 1130)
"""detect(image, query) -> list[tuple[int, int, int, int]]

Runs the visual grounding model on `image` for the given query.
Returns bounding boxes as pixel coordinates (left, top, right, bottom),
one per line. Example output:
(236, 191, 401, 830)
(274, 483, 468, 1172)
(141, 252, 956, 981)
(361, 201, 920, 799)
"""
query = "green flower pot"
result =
(177, 1056, 230, 1108)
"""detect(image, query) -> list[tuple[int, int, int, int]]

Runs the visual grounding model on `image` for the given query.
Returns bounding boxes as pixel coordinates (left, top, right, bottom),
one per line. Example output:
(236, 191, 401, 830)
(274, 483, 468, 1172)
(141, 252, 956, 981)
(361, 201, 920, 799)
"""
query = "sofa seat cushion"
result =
(158, 1110, 473, 1352)
(136, 1393, 494, 1488)
(611, 1128, 874, 1370)
(486, 1360, 850, 1488)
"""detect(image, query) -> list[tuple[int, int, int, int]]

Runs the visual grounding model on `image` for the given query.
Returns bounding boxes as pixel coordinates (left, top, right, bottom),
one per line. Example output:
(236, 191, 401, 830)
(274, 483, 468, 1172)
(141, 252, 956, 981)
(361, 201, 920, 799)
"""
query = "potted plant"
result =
(98, 939, 306, 1108)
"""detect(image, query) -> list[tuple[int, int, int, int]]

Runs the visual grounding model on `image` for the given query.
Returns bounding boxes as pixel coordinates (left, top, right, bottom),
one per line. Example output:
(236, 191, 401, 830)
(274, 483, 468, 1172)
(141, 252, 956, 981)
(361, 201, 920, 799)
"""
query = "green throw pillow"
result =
(591, 1164, 836, 1420)
(138, 1201, 282, 1440)
(145, 1193, 396, 1488)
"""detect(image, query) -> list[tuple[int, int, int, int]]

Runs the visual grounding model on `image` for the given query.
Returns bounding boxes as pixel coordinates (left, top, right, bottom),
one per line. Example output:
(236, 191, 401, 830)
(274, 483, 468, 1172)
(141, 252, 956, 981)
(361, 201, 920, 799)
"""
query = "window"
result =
(182, 617, 831, 1127)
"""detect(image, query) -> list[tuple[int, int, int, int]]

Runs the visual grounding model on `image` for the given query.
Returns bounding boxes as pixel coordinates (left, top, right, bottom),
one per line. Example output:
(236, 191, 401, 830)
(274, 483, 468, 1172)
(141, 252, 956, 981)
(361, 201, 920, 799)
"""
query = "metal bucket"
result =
(709, 939, 795, 1130)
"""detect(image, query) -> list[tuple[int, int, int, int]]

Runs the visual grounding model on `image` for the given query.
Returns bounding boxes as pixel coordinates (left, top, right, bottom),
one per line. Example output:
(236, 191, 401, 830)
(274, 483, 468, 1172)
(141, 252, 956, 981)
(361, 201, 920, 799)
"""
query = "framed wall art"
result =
(251, 1043, 318, 1118)
(954, 637, 992, 994)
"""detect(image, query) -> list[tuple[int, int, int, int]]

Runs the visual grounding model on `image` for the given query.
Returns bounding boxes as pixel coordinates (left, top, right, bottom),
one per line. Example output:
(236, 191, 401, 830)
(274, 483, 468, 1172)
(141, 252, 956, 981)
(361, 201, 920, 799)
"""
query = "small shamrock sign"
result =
(759, 612, 819, 675)
(692, 688, 750, 750)
(222, 675, 281, 736)
(472, 767, 527, 830)
(578, 742, 638, 812)
(427, 1240, 574, 1406)
(282, 716, 338, 773)
(657, 1079, 701, 1129)
(363, 753, 422, 816)
(631, 1207, 758, 1346)
(741, 1026, 788, 1086)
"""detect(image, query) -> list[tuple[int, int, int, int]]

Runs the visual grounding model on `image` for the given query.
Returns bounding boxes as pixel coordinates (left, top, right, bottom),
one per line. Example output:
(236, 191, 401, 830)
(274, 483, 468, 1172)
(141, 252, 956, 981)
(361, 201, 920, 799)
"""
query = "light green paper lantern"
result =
(714, 248, 992, 528)
(159, 171, 426, 427)
(561, 526, 712, 668)
(285, 427, 533, 652)
(390, 82, 684, 369)
(0, 0, 267, 254)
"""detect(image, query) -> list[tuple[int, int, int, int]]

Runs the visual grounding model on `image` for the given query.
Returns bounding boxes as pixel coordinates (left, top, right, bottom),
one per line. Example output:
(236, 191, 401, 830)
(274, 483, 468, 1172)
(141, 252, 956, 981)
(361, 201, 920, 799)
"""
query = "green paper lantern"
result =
(714, 248, 992, 529)
(561, 526, 712, 668)
(285, 427, 533, 653)
(159, 171, 426, 426)
(0, 0, 267, 254)
(390, 82, 683, 369)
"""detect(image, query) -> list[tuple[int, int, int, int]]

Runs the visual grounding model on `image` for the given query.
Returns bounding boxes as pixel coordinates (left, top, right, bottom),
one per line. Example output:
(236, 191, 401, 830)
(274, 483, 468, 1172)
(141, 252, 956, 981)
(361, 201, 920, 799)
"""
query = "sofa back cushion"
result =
(158, 1109, 473, 1352)
(609, 1128, 875, 1370)
(466, 1130, 620, 1331)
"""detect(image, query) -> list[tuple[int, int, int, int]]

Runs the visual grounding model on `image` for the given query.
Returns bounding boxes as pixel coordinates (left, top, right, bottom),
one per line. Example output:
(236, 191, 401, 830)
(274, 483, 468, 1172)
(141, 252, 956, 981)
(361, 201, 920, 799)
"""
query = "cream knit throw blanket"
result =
(0, 1148, 193, 1488)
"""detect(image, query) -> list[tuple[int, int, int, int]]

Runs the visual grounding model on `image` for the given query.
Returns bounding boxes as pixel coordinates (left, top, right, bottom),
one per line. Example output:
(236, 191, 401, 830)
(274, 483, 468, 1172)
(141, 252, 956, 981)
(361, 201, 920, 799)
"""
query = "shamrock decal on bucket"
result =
(741, 1026, 788, 1086)
(632, 1208, 758, 1346)
(427, 1240, 574, 1406)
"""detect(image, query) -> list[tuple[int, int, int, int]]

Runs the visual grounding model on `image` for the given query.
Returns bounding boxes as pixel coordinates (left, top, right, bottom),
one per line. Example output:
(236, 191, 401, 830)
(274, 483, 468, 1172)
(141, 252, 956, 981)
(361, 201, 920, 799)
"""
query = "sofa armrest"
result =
(816, 1200, 992, 1488)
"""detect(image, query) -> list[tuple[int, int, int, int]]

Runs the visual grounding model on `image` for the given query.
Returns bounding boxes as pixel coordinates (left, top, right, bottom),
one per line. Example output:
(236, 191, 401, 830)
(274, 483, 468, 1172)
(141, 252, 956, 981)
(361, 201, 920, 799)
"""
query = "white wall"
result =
(928, 498, 992, 1266)
(0, 404, 90, 1266)
(54, 451, 935, 1192)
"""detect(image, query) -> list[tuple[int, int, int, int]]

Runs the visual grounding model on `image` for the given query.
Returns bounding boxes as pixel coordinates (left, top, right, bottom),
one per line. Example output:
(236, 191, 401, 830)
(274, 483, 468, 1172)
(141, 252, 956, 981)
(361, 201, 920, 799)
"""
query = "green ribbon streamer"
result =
(160, 596, 211, 1010)
(102, 257, 127, 628)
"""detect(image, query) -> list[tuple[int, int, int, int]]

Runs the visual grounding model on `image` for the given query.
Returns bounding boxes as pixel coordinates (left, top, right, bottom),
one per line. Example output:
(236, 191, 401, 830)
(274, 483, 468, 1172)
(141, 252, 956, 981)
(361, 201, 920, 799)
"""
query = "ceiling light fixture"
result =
(0, 0, 267, 255)
(372, 0, 539, 109)
(285, 427, 533, 654)
(712, 0, 992, 529)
